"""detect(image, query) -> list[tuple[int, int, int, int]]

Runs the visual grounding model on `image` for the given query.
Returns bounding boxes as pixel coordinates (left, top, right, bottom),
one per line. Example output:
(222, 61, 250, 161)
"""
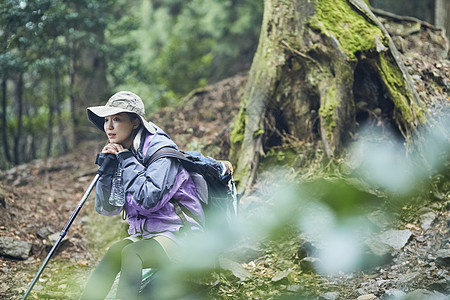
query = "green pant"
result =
(81, 238, 169, 300)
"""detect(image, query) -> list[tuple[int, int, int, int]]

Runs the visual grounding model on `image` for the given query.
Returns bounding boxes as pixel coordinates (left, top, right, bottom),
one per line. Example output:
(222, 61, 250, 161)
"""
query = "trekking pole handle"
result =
(97, 153, 116, 175)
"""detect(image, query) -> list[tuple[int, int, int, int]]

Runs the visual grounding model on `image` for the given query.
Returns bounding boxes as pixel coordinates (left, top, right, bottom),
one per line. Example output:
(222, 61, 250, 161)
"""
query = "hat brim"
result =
(87, 106, 156, 134)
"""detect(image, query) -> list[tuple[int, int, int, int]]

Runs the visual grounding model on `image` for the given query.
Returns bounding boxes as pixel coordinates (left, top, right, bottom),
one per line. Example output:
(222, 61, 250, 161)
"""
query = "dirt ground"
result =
(0, 74, 247, 299)
(0, 13, 449, 300)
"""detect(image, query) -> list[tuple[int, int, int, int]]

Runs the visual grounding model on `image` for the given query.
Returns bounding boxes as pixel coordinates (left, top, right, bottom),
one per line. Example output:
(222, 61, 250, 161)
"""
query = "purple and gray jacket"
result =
(94, 123, 205, 241)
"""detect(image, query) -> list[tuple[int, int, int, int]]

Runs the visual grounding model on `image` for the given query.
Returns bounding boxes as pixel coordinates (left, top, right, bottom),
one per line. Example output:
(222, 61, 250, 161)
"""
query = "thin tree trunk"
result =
(1, 78, 11, 163)
(46, 102, 54, 158)
(55, 68, 69, 153)
(56, 100, 68, 153)
(46, 72, 55, 158)
(22, 100, 30, 162)
(27, 79, 41, 161)
(69, 57, 77, 144)
(14, 73, 24, 165)
(29, 105, 38, 160)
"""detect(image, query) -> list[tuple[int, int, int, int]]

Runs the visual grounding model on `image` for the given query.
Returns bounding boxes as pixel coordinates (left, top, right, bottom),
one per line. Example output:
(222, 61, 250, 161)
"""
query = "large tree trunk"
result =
(435, 0, 450, 41)
(231, 0, 426, 193)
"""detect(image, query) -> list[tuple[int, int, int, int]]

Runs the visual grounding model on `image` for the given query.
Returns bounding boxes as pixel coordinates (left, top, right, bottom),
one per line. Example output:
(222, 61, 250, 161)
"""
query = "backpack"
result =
(148, 147, 239, 231)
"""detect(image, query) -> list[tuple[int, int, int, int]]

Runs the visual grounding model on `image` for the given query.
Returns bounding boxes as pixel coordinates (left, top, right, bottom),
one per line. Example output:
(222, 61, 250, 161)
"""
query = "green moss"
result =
(261, 148, 299, 170)
(377, 52, 425, 124)
(309, 0, 385, 60)
(234, 162, 250, 187)
(253, 129, 265, 137)
(230, 110, 246, 145)
(318, 85, 339, 138)
(229, 106, 247, 162)
(378, 53, 411, 120)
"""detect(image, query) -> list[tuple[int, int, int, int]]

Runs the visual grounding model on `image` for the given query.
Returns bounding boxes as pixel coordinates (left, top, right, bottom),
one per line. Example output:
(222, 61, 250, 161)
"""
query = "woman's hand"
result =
(102, 143, 128, 155)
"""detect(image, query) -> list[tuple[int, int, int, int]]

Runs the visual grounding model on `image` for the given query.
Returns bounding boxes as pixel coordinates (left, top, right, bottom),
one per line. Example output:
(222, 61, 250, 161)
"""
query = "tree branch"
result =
(370, 7, 439, 30)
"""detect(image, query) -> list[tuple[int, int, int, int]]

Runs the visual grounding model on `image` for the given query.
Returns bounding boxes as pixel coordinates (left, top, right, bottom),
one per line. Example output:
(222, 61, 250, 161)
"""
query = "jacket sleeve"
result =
(94, 152, 123, 216)
(117, 150, 180, 211)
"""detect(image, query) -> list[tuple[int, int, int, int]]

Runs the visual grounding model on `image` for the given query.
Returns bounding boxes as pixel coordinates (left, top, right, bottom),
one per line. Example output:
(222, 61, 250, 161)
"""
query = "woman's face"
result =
(104, 113, 140, 146)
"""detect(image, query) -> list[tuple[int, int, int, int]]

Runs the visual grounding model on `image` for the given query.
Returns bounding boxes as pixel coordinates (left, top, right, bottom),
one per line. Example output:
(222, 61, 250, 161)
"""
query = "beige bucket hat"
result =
(87, 91, 156, 134)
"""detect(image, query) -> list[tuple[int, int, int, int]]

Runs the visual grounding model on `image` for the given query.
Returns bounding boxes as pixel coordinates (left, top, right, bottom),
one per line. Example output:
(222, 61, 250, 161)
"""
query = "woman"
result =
(81, 91, 205, 300)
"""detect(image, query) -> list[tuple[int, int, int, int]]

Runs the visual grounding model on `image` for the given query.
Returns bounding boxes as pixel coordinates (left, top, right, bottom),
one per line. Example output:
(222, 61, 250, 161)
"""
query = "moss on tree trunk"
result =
(231, 0, 426, 193)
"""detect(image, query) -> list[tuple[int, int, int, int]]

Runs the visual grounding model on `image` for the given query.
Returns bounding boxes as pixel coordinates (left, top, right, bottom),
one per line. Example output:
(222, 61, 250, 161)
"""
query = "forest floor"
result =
(0, 12, 449, 300)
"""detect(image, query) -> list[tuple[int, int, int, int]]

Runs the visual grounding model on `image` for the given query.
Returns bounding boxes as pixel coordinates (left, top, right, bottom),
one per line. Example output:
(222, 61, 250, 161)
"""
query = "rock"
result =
(402, 289, 448, 300)
(357, 294, 378, 300)
(420, 211, 437, 230)
(0, 282, 9, 293)
(219, 257, 251, 281)
(366, 229, 412, 256)
(300, 256, 320, 273)
(48, 232, 62, 244)
(397, 271, 420, 284)
(37, 226, 55, 240)
(298, 240, 317, 259)
(0, 236, 31, 259)
(356, 278, 386, 296)
(427, 279, 449, 295)
(320, 291, 340, 299)
(223, 244, 264, 263)
(383, 289, 406, 299)
(435, 248, 450, 267)
(271, 269, 292, 282)
(379, 229, 412, 250)
(365, 241, 391, 257)
(286, 284, 300, 292)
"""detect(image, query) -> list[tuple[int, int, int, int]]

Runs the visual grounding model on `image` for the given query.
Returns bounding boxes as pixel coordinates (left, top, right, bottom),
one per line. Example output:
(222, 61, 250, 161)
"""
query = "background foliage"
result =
(0, 0, 446, 169)
(0, 0, 263, 169)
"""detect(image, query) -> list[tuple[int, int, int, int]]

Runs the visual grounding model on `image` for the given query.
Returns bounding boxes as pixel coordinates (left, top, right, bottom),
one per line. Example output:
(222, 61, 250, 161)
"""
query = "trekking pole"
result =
(21, 154, 116, 300)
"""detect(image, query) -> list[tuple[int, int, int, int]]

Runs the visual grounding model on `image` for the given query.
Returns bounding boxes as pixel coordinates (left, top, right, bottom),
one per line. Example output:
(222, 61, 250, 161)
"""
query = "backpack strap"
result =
(147, 147, 192, 166)
(171, 200, 206, 231)
(172, 201, 192, 230)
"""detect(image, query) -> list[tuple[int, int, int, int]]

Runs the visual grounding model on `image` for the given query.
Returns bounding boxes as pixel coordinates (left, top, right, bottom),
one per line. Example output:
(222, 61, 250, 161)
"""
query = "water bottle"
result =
(109, 168, 125, 206)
